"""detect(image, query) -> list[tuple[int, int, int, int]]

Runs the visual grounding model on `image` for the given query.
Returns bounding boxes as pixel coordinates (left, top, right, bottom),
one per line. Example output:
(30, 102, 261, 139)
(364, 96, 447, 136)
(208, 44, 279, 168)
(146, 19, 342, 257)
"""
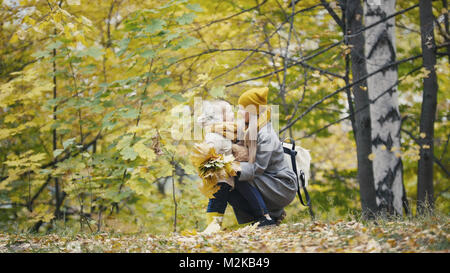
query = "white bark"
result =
(364, 0, 403, 215)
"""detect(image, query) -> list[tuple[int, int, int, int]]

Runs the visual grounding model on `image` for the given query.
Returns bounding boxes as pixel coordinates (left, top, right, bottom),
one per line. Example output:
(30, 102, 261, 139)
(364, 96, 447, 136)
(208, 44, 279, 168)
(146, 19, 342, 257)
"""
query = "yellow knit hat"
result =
(238, 87, 269, 114)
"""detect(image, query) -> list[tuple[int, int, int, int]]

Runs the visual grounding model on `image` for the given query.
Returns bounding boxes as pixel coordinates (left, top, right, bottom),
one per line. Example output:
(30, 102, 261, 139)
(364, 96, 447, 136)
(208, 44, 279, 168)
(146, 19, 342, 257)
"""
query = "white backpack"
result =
(282, 140, 314, 218)
(282, 142, 311, 188)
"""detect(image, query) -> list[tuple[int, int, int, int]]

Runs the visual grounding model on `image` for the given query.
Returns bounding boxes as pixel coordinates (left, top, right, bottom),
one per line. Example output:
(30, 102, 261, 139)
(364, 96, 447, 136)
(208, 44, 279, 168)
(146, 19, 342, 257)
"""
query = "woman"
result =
(202, 87, 298, 233)
(198, 100, 273, 234)
(232, 86, 298, 225)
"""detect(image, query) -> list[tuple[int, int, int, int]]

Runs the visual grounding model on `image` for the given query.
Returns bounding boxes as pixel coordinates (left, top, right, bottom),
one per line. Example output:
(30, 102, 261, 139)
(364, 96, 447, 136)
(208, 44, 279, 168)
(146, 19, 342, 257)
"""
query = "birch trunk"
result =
(364, 0, 404, 215)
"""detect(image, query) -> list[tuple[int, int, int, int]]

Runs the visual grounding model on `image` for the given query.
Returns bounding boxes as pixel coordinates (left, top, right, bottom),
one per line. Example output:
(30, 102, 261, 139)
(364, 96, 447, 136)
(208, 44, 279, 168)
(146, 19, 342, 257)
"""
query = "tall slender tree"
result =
(363, 0, 405, 216)
(345, 0, 378, 218)
(417, 0, 439, 214)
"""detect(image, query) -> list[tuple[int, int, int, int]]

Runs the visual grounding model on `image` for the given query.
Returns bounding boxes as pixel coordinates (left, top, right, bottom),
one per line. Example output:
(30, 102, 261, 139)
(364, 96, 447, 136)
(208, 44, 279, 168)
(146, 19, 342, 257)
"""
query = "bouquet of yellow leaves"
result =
(190, 143, 236, 198)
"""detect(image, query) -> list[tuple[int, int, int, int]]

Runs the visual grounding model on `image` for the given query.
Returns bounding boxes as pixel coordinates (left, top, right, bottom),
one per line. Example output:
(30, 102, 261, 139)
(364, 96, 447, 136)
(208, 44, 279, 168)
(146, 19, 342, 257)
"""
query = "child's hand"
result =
(232, 144, 249, 162)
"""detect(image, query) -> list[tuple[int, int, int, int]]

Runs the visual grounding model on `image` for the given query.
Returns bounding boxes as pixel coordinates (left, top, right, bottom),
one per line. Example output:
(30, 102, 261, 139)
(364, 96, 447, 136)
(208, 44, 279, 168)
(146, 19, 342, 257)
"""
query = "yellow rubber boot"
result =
(201, 212, 224, 235)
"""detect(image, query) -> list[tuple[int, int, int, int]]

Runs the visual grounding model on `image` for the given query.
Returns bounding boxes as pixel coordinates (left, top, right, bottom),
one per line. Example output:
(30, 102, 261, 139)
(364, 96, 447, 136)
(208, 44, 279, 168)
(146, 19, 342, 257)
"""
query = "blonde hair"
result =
(197, 100, 234, 126)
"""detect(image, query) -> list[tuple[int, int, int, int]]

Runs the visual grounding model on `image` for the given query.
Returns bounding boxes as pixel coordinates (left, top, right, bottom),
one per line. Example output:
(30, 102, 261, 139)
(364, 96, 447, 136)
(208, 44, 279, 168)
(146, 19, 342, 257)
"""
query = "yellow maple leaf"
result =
(133, 141, 156, 161)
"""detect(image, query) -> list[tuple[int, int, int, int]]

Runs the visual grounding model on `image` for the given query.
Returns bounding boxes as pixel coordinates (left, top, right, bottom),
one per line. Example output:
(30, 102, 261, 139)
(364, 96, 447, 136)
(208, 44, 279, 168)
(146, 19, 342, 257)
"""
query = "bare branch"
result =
(402, 128, 450, 177)
(189, 0, 269, 33)
(280, 54, 423, 133)
(320, 0, 344, 29)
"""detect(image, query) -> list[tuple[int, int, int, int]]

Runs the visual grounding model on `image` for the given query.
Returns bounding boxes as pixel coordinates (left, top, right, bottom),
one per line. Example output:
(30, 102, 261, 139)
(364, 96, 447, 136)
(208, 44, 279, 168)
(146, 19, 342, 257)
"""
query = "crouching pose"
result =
(197, 100, 273, 234)
(197, 88, 298, 234)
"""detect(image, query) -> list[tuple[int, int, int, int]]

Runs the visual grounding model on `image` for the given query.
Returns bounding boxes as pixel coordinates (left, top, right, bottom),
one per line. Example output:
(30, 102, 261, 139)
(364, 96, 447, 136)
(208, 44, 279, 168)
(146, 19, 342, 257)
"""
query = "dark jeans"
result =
(207, 176, 269, 221)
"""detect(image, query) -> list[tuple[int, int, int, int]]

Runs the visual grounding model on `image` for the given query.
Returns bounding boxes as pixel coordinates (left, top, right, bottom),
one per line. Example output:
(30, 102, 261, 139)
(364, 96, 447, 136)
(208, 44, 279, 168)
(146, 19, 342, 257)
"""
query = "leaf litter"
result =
(1, 219, 448, 253)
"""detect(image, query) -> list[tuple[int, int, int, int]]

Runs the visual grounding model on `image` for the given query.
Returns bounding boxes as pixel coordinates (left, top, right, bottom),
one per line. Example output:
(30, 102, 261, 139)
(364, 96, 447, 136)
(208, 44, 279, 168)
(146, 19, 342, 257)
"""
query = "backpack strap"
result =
(299, 170, 311, 207)
(299, 169, 315, 219)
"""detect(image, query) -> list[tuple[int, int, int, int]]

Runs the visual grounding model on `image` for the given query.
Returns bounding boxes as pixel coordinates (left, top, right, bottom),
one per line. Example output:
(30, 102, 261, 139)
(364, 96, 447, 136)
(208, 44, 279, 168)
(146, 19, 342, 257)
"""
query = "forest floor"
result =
(1, 217, 449, 253)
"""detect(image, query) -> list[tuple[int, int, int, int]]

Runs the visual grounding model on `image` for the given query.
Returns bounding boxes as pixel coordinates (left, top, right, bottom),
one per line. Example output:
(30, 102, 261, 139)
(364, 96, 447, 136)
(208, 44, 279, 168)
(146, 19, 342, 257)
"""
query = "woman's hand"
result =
(231, 161, 241, 173)
(232, 143, 249, 162)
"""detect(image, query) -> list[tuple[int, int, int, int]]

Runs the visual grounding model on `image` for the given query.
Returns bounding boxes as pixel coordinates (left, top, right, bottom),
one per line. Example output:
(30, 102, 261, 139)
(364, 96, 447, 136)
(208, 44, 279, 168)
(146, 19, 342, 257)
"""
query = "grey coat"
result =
(235, 123, 298, 223)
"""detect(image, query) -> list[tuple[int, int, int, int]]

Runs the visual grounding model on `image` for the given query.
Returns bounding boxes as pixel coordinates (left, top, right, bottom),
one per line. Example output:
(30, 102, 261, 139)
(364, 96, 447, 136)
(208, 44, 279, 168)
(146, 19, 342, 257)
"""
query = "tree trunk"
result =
(364, 0, 405, 216)
(52, 33, 62, 220)
(443, 0, 449, 59)
(417, 0, 439, 214)
(345, 0, 378, 218)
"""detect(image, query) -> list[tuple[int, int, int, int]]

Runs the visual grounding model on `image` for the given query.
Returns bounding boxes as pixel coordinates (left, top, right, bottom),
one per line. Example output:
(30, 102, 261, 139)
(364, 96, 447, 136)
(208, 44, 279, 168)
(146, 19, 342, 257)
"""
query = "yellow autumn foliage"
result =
(190, 143, 236, 198)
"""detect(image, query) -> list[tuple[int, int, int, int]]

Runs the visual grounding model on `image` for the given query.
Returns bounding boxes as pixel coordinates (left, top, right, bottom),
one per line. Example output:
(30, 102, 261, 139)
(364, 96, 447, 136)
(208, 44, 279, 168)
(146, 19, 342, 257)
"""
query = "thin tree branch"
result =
(225, 40, 344, 87)
(321, 0, 344, 29)
(189, 0, 269, 33)
(344, 4, 419, 39)
(402, 128, 450, 177)
(280, 54, 423, 133)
